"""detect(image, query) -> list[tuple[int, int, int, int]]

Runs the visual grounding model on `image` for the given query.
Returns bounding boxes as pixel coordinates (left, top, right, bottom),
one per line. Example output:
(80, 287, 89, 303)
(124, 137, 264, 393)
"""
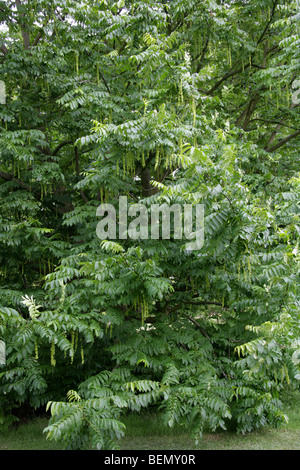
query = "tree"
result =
(0, 0, 299, 448)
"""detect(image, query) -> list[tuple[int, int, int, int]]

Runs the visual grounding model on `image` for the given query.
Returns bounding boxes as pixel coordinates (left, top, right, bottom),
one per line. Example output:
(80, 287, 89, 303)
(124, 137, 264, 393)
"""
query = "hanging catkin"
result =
(178, 79, 183, 106)
(247, 256, 252, 283)
(123, 154, 126, 177)
(80, 342, 84, 365)
(74, 331, 78, 353)
(243, 258, 247, 282)
(75, 52, 79, 75)
(96, 65, 100, 86)
(70, 331, 75, 364)
(155, 148, 160, 170)
(179, 137, 183, 154)
(35, 341, 39, 360)
(50, 341, 56, 367)
(141, 293, 149, 324)
(165, 152, 170, 169)
(191, 96, 196, 126)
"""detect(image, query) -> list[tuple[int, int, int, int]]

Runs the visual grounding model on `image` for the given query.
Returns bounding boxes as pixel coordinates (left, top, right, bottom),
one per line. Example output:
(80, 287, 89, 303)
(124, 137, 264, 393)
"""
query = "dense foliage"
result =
(0, 0, 300, 449)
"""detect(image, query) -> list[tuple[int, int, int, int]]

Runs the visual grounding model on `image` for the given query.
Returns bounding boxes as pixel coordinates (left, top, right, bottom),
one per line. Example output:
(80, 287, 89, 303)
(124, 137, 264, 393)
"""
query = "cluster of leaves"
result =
(0, 0, 300, 449)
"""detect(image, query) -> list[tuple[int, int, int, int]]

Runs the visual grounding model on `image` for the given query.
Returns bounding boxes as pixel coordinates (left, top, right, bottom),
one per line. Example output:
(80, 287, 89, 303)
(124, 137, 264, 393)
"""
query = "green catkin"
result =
(169, 153, 174, 169)
(70, 331, 75, 364)
(284, 364, 290, 385)
(123, 155, 126, 177)
(179, 137, 183, 154)
(127, 152, 131, 173)
(50, 341, 56, 367)
(100, 187, 103, 204)
(81, 343, 84, 365)
(281, 366, 285, 382)
(74, 331, 78, 353)
(116, 160, 119, 176)
(35, 341, 39, 360)
(238, 260, 241, 282)
(243, 259, 247, 282)
(141, 150, 145, 167)
(155, 148, 160, 170)
(178, 79, 183, 106)
(228, 46, 232, 67)
(248, 256, 252, 283)
(96, 65, 100, 86)
(192, 96, 196, 126)
(165, 152, 169, 169)
(141, 294, 149, 324)
(75, 52, 79, 75)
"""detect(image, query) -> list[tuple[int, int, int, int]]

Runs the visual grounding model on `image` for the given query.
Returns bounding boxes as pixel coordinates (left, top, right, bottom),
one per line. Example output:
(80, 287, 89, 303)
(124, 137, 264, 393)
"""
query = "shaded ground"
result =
(1, 391, 300, 450)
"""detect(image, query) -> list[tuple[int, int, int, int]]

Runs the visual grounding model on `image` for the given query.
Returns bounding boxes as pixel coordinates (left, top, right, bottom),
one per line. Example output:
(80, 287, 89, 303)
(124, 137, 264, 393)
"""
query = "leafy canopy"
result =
(0, 0, 300, 448)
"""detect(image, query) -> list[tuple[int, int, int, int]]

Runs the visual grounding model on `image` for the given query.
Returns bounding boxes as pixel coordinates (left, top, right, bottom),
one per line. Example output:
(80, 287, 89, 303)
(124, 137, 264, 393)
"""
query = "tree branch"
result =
(0, 44, 8, 55)
(15, 0, 30, 49)
(53, 140, 73, 156)
(266, 129, 300, 153)
(207, 62, 250, 96)
(0, 171, 31, 191)
(186, 315, 211, 340)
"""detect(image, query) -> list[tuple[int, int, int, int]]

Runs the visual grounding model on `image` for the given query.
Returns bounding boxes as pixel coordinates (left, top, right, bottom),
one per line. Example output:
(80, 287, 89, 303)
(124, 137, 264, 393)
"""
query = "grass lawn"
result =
(1, 391, 300, 451)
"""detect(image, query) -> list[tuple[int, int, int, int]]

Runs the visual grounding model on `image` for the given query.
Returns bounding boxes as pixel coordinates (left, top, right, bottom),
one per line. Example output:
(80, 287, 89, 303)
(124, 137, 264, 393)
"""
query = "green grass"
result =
(1, 391, 300, 450)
